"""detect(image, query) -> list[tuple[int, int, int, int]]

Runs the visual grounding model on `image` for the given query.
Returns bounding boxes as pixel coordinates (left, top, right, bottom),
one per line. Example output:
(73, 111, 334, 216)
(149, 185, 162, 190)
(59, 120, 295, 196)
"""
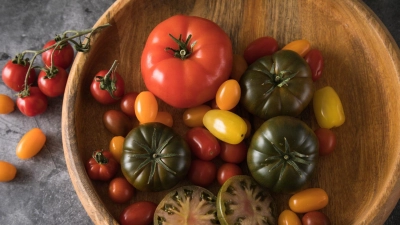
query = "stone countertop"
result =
(0, 0, 399, 224)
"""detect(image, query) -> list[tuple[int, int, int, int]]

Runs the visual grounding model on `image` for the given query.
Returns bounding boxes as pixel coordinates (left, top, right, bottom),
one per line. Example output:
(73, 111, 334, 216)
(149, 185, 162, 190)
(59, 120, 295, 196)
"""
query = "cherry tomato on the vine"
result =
(220, 141, 247, 163)
(119, 201, 157, 225)
(215, 79, 241, 111)
(243, 36, 279, 65)
(2, 59, 36, 92)
(304, 49, 324, 81)
(182, 104, 211, 128)
(85, 150, 118, 181)
(109, 177, 135, 204)
(16, 128, 46, 159)
(0, 94, 15, 114)
(282, 39, 311, 57)
(120, 91, 139, 118)
(38, 66, 68, 97)
(0, 161, 17, 182)
(135, 91, 158, 124)
(217, 163, 242, 185)
(16, 86, 48, 117)
(187, 159, 217, 187)
(42, 39, 75, 69)
(314, 128, 336, 156)
(186, 127, 221, 161)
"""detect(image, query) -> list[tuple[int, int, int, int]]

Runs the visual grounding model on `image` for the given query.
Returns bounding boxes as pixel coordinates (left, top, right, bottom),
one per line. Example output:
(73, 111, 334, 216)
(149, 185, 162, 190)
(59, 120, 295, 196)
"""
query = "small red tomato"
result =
(188, 159, 217, 187)
(217, 163, 242, 185)
(243, 36, 279, 65)
(120, 91, 139, 118)
(220, 141, 247, 163)
(120, 201, 157, 225)
(2, 59, 36, 92)
(304, 49, 324, 81)
(16, 87, 48, 117)
(37, 66, 68, 97)
(109, 177, 135, 203)
(314, 128, 336, 156)
(42, 39, 75, 69)
(85, 150, 118, 181)
(186, 127, 221, 161)
(302, 211, 331, 225)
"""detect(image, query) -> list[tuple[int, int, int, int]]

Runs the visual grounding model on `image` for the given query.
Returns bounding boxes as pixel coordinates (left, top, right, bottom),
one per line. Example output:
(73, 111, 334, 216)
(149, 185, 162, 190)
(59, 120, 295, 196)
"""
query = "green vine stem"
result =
(17, 23, 111, 98)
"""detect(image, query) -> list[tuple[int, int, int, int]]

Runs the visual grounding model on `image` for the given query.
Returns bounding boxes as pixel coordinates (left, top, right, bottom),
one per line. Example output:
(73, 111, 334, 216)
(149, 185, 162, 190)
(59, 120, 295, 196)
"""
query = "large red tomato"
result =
(141, 15, 233, 108)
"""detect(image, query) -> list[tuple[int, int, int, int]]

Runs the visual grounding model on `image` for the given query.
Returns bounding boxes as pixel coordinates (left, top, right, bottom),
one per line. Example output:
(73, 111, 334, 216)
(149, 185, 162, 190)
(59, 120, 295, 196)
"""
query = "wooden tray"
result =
(61, 0, 400, 224)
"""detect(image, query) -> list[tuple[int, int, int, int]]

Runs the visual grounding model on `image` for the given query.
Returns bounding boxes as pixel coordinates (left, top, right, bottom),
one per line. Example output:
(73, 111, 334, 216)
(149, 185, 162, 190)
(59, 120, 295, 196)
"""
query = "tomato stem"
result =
(92, 150, 109, 164)
(165, 34, 197, 60)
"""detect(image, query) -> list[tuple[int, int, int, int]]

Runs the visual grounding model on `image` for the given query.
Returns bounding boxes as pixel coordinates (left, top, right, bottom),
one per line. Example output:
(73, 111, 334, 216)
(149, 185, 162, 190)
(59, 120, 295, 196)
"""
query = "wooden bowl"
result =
(62, 0, 400, 224)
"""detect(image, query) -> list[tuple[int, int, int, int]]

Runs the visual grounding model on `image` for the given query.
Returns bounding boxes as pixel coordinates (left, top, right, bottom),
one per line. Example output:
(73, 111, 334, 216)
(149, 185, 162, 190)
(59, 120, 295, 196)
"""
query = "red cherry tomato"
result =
(41, 39, 75, 69)
(217, 163, 242, 185)
(314, 128, 336, 156)
(2, 59, 36, 92)
(243, 36, 279, 65)
(108, 177, 135, 204)
(85, 150, 118, 181)
(304, 49, 324, 81)
(37, 66, 68, 97)
(187, 159, 217, 187)
(119, 201, 157, 225)
(120, 91, 139, 118)
(16, 87, 48, 117)
(302, 211, 331, 225)
(186, 127, 221, 161)
(220, 141, 247, 163)
(90, 65, 125, 105)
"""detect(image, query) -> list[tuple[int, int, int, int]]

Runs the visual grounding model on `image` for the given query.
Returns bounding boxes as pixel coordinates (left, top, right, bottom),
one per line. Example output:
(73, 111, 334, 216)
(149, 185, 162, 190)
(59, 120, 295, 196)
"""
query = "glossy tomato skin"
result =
(2, 60, 36, 92)
(182, 104, 211, 127)
(220, 141, 247, 163)
(215, 79, 241, 111)
(121, 122, 191, 192)
(120, 201, 157, 225)
(135, 91, 158, 124)
(85, 150, 118, 181)
(37, 66, 68, 97)
(120, 91, 139, 118)
(314, 128, 336, 156)
(90, 70, 125, 105)
(186, 127, 221, 161)
(243, 36, 279, 65)
(302, 211, 331, 225)
(247, 116, 319, 194)
(109, 136, 125, 163)
(282, 39, 311, 57)
(42, 39, 75, 69)
(187, 159, 217, 187)
(240, 50, 314, 120)
(103, 109, 133, 136)
(0, 94, 15, 114)
(16, 128, 46, 159)
(304, 49, 324, 81)
(17, 87, 48, 117)
(217, 163, 242, 185)
(313, 86, 345, 129)
(109, 177, 135, 203)
(141, 15, 233, 108)
(289, 188, 329, 213)
(278, 210, 302, 225)
(0, 161, 17, 182)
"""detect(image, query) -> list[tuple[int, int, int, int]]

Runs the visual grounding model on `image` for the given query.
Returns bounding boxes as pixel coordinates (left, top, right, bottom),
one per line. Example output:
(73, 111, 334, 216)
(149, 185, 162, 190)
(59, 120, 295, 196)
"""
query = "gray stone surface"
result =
(0, 0, 399, 224)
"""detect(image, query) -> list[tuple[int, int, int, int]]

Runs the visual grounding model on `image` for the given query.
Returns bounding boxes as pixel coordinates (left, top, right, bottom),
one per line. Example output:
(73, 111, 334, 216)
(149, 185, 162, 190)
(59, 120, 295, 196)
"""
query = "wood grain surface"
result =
(61, 0, 400, 224)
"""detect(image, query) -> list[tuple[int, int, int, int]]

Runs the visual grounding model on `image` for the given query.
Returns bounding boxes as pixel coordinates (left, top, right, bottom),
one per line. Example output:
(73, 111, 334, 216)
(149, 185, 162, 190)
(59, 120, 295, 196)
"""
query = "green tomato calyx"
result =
(165, 34, 197, 60)
(92, 150, 109, 164)
(264, 63, 299, 94)
(94, 60, 120, 100)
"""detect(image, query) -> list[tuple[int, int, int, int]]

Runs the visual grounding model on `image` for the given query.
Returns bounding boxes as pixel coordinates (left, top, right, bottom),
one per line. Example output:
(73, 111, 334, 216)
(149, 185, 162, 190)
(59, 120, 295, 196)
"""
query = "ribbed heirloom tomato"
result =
(141, 15, 233, 108)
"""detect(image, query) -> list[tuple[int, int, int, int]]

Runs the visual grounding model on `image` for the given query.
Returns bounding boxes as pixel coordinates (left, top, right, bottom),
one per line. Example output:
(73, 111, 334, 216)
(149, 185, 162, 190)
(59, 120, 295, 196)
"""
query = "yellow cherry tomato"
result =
(0, 161, 17, 182)
(278, 210, 302, 225)
(215, 79, 241, 111)
(282, 39, 311, 57)
(154, 111, 173, 127)
(313, 86, 345, 129)
(182, 104, 211, 127)
(203, 109, 247, 144)
(134, 91, 158, 124)
(109, 136, 125, 163)
(16, 128, 46, 159)
(230, 54, 248, 81)
(0, 94, 15, 114)
(289, 188, 329, 213)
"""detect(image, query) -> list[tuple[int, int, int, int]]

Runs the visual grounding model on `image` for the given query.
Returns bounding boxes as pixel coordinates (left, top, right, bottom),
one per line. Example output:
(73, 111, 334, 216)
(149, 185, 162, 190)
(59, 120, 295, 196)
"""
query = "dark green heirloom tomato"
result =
(121, 122, 191, 192)
(247, 116, 319, 194)
(239, 50, 314, 120)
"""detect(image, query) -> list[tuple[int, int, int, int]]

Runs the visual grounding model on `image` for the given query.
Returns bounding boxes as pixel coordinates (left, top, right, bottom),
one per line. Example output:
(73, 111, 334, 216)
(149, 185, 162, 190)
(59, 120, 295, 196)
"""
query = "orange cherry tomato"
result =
(134, 91, 158, 124)
(215, 79, 241, 111)
(16, 128, 46, 159)
(182, 104, 211, 127)
(0, 161, 17, 182)
(0, 94, 15, 114)
(289, 188, 329, 213)
(282, 39, 311, 57)
(278, 210, 301, 225)
(109, 136, 125, 163)
(230, 54, 248, 81)
(153, 111, 173, 127)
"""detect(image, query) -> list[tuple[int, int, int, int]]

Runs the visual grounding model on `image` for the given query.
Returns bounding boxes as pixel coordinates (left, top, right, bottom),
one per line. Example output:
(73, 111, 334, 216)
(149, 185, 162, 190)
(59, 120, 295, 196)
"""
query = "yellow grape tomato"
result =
(289, 188, 329, 213)
(313, 86, 345, 129)
(109, 136, 125, 163)
(135, 91, 158, 124)
(203, 109, 247, 144)
(278, 210, 302, 225)
(16, 128, 46, 159)
(154, 111, 173, 127)
(282, 39, 311, 57)
(0, 94, 15, 114)
(183, 104, 211, 127)
(215, 79, 241, 111)
(0, 161, 17, 182)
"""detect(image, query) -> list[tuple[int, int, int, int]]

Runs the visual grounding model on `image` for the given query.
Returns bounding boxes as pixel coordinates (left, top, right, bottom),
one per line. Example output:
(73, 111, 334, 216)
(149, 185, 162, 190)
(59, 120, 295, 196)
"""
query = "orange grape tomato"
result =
(230, 54, 248, 81)
(0, 161, 17, 182)
(182, 104, 211, 127)
(16, 128, 46, 159)
(154, 111, 173, 127)
(215, 79, 241, 111)
(134, 91, 158, 124)
(289, 188, 329, 213)
(0, 94, 15, 114)
(109, 136, 125, 163)
(278, 210, 302, 225)
(282, 39, 311, 57)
